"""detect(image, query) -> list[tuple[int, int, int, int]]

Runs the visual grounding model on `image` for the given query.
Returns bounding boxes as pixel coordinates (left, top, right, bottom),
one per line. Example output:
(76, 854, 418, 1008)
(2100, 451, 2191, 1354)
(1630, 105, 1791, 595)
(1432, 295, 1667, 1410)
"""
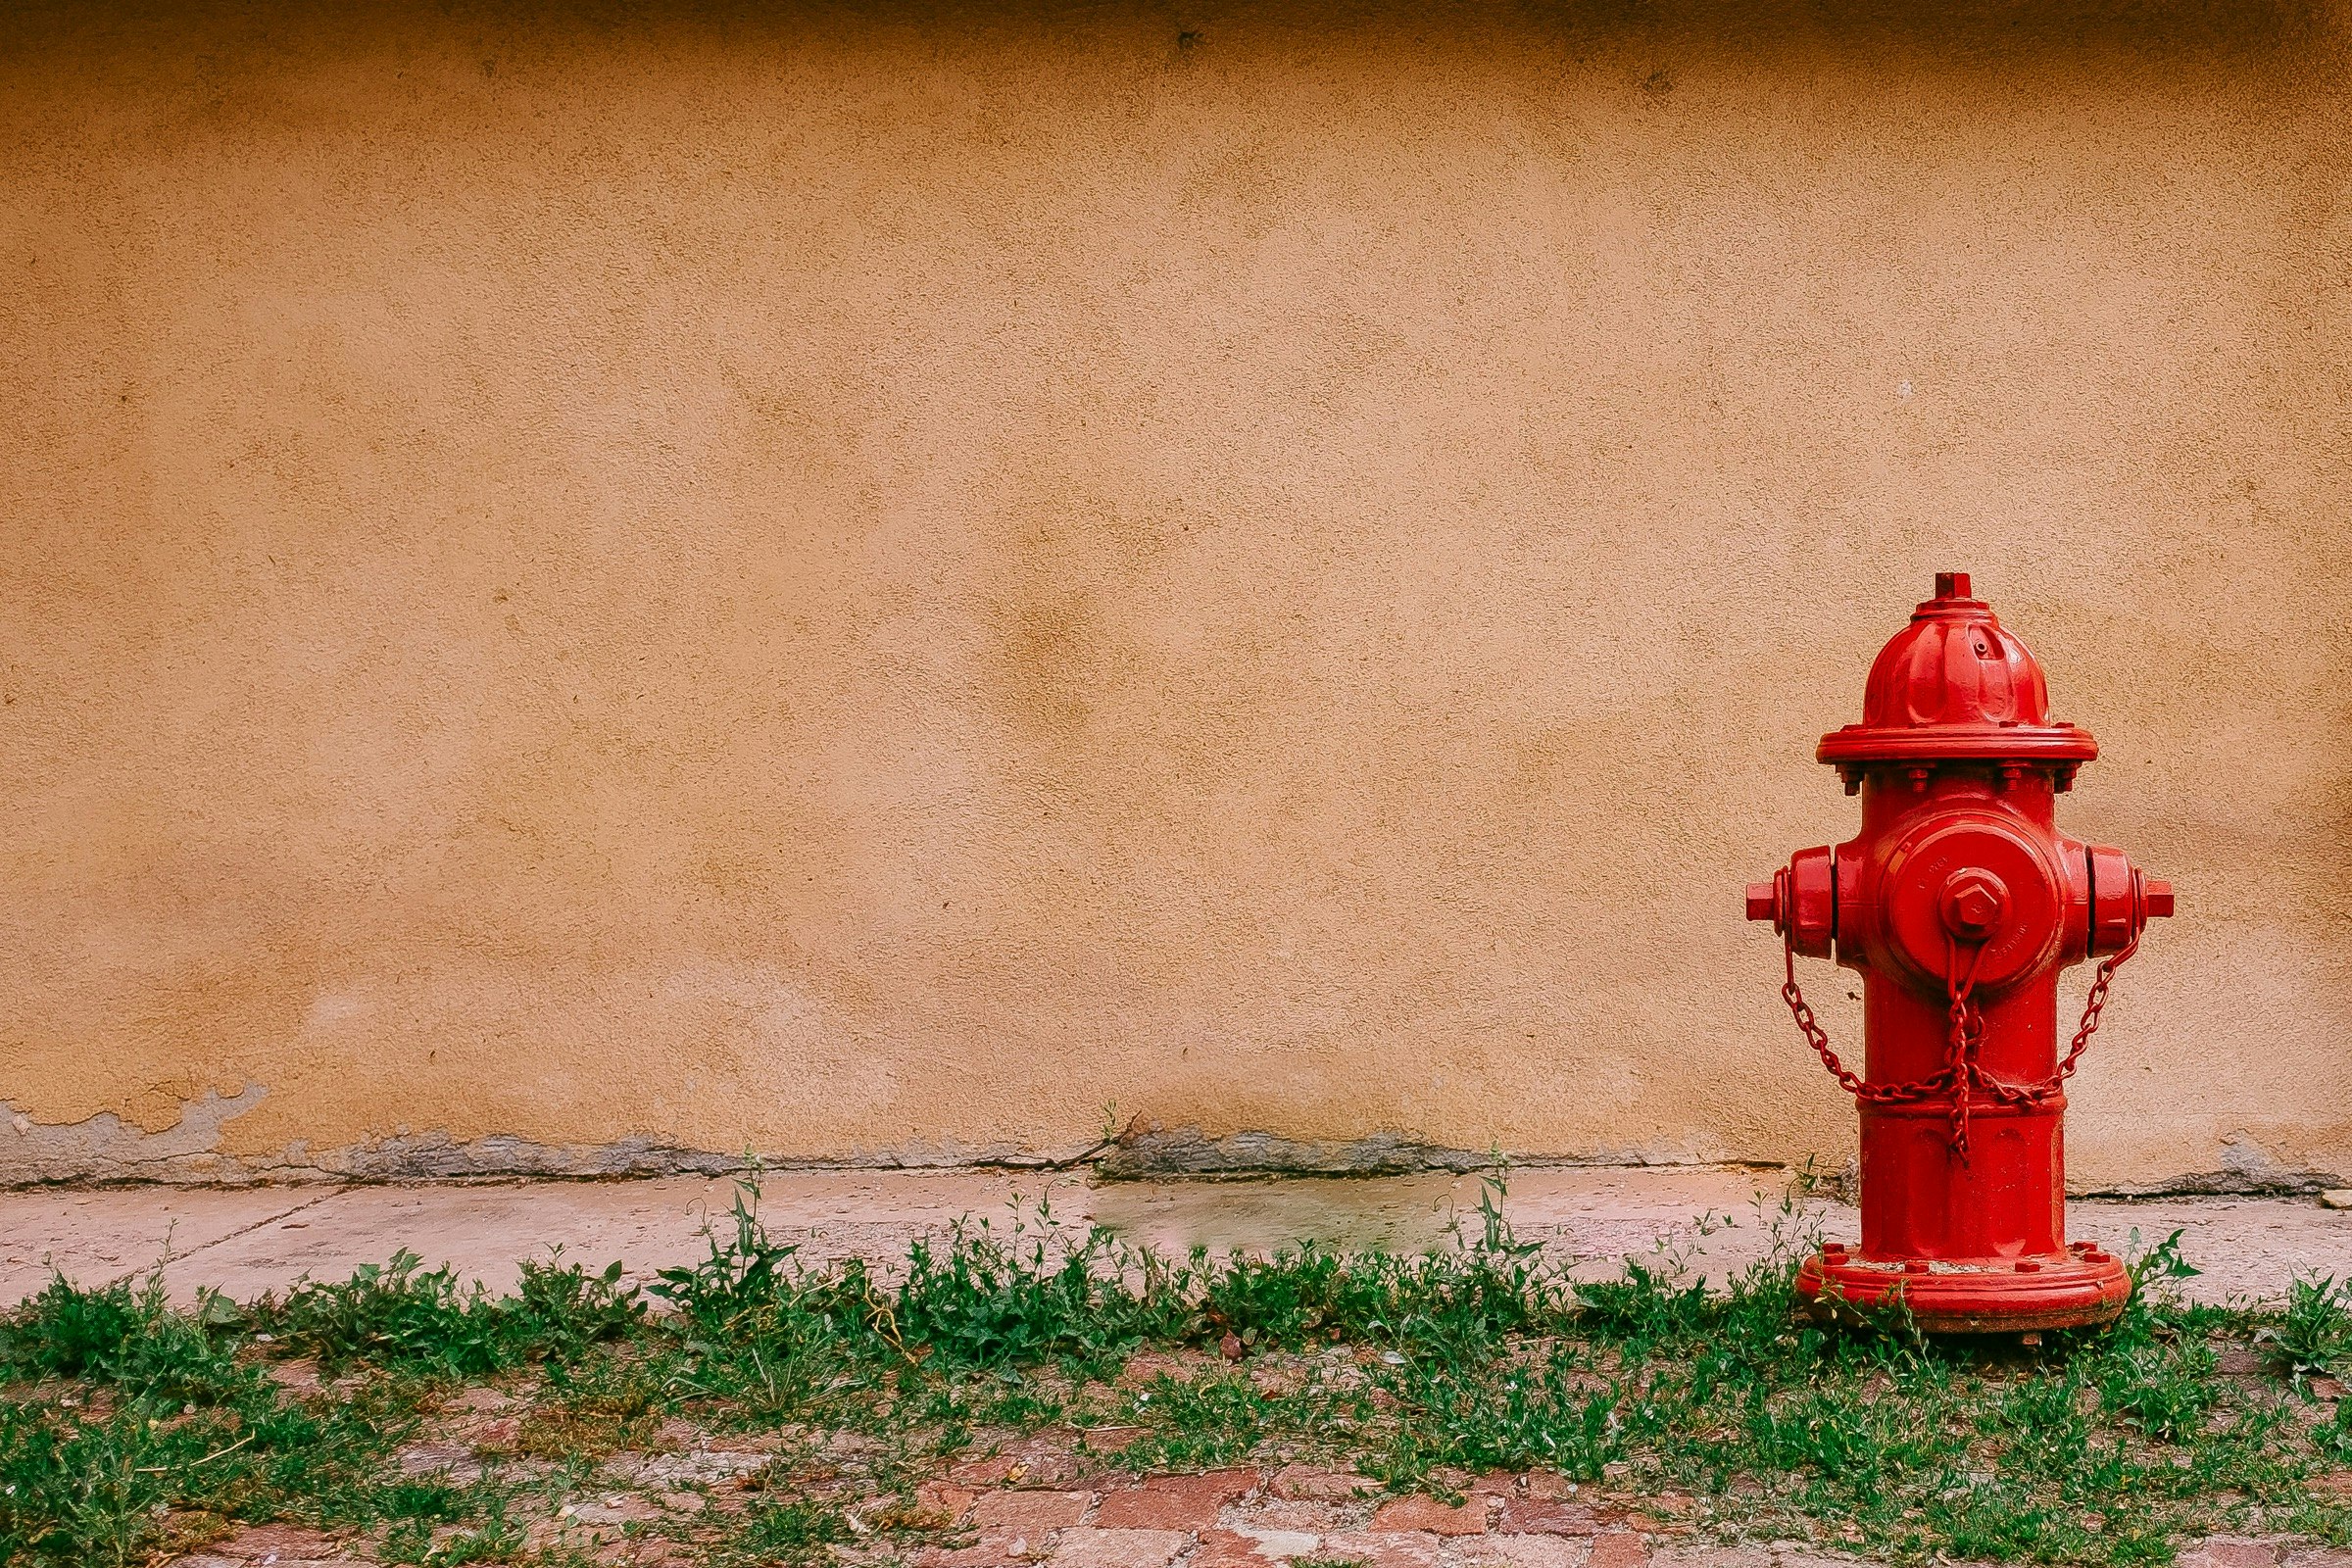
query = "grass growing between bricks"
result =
(4, 1177, 2352, 1567)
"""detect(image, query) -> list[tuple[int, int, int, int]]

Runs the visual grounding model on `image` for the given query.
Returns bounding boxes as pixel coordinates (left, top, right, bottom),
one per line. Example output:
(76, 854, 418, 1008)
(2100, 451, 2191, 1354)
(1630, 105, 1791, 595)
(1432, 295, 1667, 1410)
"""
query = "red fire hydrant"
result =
(1747, 573, 2174, 1332)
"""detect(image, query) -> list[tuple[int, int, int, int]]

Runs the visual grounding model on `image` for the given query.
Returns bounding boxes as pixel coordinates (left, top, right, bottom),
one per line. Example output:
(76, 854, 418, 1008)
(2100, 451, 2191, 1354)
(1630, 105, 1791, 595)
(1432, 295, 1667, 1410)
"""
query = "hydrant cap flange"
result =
(1816, 571, 2101, 768)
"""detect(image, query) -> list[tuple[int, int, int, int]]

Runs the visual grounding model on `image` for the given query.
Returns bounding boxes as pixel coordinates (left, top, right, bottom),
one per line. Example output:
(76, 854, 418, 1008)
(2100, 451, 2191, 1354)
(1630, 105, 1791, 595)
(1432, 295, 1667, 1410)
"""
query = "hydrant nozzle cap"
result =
(1816, 571, 2101, 769)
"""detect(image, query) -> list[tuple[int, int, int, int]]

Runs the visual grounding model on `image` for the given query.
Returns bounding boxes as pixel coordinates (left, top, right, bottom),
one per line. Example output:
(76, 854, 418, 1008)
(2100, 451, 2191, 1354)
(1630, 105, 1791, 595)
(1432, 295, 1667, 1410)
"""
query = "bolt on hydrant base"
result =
(1748, 573, 2174, 1334)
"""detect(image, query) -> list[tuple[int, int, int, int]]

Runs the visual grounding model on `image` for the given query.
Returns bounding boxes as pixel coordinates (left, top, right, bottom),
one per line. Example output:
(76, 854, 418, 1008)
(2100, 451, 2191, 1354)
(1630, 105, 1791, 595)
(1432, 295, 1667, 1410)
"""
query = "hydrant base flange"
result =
(1795, 1247, 2132, 1335)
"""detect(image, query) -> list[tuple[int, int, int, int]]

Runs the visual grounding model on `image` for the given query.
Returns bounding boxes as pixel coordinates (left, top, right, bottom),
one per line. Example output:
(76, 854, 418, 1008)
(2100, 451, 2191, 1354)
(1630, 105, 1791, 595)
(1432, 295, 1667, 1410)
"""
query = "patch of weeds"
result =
(512, 1252, 646, 1358)
(253, 1252, 515, 1377)
(381, 1496, 530, 1565)
(251, 1249, 643, 1379)
(0, 1265, 567, 1566)
(2261, 1274, 2352, 1387)
(1109, 1371, 1296, 1471)
(515, 1391, 662, 1462)
(724, 1496, 851, 1565)
(896, 1201, 1193, 1371)
(0, 1273, 249, 1404)
(1573, 1260, 1711, 1348)
(10, 1179, 2351, 1567)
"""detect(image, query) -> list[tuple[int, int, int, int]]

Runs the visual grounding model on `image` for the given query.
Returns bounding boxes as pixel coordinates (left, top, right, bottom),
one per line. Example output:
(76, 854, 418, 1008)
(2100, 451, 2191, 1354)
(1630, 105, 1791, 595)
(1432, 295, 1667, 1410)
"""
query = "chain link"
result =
(1777, 926, 2139, 1158)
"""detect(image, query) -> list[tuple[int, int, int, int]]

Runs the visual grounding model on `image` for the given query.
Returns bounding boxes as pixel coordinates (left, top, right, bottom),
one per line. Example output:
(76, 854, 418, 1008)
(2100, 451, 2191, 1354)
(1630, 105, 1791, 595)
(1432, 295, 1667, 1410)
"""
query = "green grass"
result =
(1, 1176, 2348, 1566)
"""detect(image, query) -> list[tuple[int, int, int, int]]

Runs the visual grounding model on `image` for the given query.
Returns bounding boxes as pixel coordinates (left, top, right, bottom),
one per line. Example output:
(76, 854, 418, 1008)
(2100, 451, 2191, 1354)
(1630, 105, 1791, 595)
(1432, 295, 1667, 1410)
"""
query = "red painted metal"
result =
(1746, 572, 2175, 1333)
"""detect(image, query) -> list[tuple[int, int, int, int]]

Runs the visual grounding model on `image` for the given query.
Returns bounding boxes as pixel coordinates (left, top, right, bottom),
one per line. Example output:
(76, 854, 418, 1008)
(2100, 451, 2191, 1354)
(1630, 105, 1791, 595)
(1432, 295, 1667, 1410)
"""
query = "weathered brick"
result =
(915, 1531, 1047, 1568)
(1005, 1438, 1087, 1485)
(264, 1359, 324, 1395)
(566, 1494, 672, 1525)
(1187, 1531, 1268, 1568)
(913, 1481, 983, 1526)
(1048, 1527, 1190, 1568)
(171, 1522, 368, 1568)
(1190, 1527, 1320, 1567)
(592, 1540, 698, 1567)
(1320, 1530, 1445, 1568)
(210, 1524, 352, 1557)
(970, 1492, 1094, 1530)
(1460, 1535, 1592, 1568)
(952, 1440, 1083, 1488)
(1118, 1350, 1211, 1388)
(1241, 1498, 1353, 1533)
(1092, 1470, 1261, 1529)
(1269, 1464, 1371, 1501)
(2181, 1543, 2283, 1568)
(952, 1453, 1027, 1486)
(468, 1414, 523, 1453)
(1082, 1426, 1147, 1450)
(1371, 1494, 1490, 1536)
(1647, 1546, 1770, 1568)
(1586, 1532, 1650, 1568)
(395, 1442, 483, 1482)
(1496, 1497, 1602, 1536)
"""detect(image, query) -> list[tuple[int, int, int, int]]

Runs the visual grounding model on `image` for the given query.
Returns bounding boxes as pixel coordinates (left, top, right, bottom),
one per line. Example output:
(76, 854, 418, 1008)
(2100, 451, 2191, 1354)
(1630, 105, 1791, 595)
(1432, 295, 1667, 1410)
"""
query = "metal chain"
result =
(1943, 937, 1986, 1157)
(1777, 926, 2140, 1156)
(1780, 943, 1955, 1105)
(2055, 930, 2138, 1083)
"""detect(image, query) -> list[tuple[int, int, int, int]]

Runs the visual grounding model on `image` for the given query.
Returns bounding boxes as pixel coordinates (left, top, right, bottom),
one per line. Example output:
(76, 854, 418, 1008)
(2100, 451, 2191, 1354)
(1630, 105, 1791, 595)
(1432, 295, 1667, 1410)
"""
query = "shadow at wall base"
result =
(3, 1109, 2348, 1193)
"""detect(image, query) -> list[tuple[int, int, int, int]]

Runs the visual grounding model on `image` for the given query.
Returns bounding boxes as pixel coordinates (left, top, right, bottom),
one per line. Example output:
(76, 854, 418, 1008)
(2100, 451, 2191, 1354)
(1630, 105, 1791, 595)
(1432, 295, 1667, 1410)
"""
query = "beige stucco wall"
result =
(3, 0, 2347, 1187)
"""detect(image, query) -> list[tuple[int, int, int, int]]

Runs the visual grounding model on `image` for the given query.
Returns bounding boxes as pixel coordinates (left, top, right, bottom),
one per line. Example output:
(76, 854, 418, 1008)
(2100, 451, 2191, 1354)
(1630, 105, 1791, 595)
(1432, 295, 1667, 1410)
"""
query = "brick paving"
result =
(161, 1459, 2352, 1568)
(877, 1465, 2351, 1568)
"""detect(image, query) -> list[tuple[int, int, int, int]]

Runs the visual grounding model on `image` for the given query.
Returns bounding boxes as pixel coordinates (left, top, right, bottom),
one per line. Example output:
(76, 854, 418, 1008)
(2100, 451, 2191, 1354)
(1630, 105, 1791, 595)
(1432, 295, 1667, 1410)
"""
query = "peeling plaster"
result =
(1, 1100, 2340, 1193)
(2, 1088, 276, 1185)
(2082, 1133, 2346, 1199)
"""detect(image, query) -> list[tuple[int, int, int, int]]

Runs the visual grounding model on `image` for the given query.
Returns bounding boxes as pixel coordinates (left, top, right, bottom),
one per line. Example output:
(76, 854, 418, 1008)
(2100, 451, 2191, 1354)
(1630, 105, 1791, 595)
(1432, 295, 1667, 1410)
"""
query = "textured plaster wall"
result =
(2, 0, 2347, 1187)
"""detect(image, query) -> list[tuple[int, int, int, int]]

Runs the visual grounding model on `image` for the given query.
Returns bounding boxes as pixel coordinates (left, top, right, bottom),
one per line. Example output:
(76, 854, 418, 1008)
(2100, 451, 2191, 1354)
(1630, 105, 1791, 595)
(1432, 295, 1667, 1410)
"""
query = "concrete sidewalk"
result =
(5, 1166, 2347, 1307)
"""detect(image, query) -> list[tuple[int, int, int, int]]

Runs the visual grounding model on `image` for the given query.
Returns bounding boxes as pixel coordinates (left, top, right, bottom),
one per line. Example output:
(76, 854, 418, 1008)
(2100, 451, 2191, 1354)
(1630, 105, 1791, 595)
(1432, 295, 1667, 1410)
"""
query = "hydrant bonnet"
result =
(1817, 572, 2098, 786)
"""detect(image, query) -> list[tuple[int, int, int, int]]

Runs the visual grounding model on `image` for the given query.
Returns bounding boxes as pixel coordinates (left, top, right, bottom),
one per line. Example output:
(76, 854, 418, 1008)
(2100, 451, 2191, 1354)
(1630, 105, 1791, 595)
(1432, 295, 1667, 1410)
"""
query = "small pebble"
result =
(2321, 1190, 2352, 1209)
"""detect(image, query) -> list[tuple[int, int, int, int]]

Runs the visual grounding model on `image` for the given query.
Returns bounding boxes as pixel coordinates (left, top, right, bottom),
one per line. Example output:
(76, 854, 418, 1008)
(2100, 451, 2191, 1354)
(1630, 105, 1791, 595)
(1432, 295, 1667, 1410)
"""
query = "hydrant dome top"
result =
(1815, 571, 2100, 767)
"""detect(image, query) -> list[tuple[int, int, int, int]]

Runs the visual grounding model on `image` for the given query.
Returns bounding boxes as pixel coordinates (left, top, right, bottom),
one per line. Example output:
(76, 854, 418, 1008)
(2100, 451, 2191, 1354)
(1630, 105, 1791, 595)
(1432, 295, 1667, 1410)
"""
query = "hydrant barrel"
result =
(1746, 572, 2174, 1334)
